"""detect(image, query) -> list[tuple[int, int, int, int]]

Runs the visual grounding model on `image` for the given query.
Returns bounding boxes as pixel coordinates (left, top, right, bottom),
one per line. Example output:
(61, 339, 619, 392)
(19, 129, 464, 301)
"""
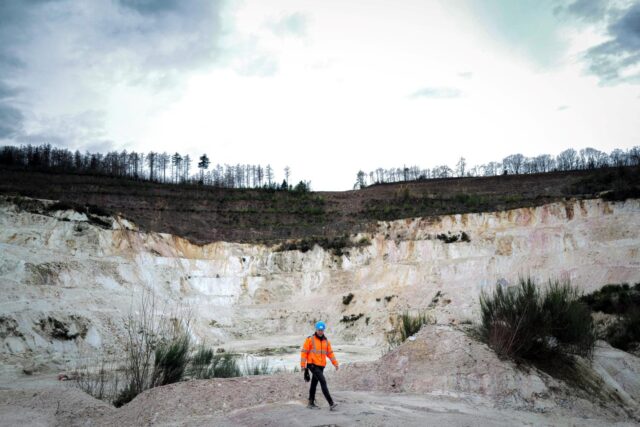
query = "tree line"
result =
(355, 146, 640, 188)
(0, 144, 311, 191)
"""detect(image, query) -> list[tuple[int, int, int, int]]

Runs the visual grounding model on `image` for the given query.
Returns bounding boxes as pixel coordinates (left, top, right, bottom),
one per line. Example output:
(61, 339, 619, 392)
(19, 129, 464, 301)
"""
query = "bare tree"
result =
(284, 166, 291, 188)
(265, 164, 274, 187)
(502, 154, 525, 174)
(556, 148, 577, 171)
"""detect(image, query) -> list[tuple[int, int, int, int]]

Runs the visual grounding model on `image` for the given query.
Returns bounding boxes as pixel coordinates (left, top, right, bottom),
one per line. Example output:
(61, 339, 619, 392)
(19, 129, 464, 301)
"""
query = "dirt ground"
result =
(0, 380, 636, 427)
(1, 325, 639, 426)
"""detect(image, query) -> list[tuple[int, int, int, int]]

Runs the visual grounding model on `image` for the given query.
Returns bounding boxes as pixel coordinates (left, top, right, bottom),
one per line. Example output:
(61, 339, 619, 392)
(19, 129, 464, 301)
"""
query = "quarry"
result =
(1, 189, 639, 425)
(2, 0, 640, 423)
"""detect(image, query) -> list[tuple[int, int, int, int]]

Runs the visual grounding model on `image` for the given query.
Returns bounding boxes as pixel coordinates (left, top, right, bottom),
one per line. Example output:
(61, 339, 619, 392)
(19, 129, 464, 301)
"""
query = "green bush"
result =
(605, 309, 640, 351)
(580, 283, 640, 314)
(189, 346, 215, 379)
(581, 283, 640, 351)
(188, 348, 242, 379)
(211, 353, 243, 378)
(384, 311, 431, 350)
(113, 381, 138, 408)
(543, 282, 596, 357)
(152, 333, 191, 387)
(243, 357, 272, 376)
(399, 311, 430, 341)
(479, 278, 595, 360)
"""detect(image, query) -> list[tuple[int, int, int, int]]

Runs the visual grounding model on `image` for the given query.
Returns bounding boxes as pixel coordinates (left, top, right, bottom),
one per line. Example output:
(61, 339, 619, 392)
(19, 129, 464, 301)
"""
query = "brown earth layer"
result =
(0, 166, 637, 244)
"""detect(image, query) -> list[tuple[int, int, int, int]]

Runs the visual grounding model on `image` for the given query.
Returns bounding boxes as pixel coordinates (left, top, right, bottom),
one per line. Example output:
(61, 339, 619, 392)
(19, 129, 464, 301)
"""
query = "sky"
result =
(0, 0, 639, 190)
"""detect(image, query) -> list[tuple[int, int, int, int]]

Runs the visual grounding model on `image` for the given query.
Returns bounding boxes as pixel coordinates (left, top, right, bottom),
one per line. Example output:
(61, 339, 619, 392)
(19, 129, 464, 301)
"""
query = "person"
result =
(300, 321, 339, 410)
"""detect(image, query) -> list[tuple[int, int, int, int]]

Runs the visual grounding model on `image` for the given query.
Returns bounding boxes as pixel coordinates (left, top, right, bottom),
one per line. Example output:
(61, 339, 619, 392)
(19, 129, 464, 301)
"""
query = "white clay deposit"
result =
(1, 196, 639, 379)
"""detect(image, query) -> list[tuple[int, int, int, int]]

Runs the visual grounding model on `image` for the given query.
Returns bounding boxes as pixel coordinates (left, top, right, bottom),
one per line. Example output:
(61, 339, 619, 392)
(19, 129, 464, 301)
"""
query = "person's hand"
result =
(304, 368, 310, 382)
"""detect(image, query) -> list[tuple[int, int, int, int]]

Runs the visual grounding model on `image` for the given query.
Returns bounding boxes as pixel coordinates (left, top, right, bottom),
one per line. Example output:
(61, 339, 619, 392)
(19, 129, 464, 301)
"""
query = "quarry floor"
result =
(0, 380, 636, 427)
(2, 326, 639, 426)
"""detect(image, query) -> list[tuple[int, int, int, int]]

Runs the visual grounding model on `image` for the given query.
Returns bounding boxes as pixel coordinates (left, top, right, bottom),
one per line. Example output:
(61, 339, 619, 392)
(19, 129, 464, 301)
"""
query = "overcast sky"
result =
(0, 0, 639, 190)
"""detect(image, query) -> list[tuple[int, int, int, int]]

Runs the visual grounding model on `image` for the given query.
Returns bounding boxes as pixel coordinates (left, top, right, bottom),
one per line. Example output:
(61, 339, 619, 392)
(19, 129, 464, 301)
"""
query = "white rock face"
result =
(0, 197, 639, 378)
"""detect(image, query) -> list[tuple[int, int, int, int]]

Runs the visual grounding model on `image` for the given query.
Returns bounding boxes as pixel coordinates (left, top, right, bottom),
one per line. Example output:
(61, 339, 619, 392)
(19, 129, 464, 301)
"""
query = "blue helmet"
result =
(315, 321, 326, 331)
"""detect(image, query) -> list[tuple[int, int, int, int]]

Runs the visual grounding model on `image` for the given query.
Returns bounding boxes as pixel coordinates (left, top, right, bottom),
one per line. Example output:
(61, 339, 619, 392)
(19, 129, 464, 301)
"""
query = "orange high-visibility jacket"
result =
(300, 334, 338, 368)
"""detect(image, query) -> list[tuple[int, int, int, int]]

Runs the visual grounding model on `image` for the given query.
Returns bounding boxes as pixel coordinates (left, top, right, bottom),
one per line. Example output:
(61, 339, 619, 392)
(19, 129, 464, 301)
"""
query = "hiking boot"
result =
(307, 401, 320, 409)
(329, 403, 338, 411)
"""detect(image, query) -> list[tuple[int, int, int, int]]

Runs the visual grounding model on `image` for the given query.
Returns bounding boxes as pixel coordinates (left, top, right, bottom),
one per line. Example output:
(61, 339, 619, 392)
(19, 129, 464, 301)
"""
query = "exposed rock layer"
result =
(0, 197, 639, 377)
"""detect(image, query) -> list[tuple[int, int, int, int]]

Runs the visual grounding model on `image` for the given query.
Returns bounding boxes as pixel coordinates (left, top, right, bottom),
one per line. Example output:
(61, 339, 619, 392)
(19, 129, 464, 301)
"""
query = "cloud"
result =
(410, 87, 463, 99)
(555, 0, 640, 85)
(0, 0, 227, 88)
(235, 53, 278, 77)
(581, 2, 640, 85)
(0, 81, 21, 101)
(267, 12, 308, 38)
(556, 0, 609, 22)
(0, 105, 24, 139)
(0, 0, 229, 146)
(16, 109, 112, 150)
(465, 0, 568, 67)
(118, 0, 182, 15)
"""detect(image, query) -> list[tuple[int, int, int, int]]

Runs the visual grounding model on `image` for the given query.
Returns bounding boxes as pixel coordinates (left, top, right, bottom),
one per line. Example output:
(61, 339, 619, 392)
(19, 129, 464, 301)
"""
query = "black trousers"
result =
(308, 364, 333, 405)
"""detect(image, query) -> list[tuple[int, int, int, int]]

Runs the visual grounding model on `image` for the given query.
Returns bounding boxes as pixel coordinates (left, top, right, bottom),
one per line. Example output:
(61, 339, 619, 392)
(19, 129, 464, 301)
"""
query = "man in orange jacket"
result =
(300, 321, 339, 410)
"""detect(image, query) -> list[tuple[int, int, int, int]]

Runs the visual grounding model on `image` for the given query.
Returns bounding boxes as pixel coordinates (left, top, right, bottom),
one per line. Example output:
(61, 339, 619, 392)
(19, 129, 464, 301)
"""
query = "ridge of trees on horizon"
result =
(355, 146, 640, 189)
(0, 144, 311, 192)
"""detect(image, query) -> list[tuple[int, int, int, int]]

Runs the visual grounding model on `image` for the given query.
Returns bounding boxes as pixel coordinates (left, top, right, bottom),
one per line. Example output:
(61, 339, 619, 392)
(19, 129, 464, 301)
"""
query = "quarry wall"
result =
(1, 197, 638, 377)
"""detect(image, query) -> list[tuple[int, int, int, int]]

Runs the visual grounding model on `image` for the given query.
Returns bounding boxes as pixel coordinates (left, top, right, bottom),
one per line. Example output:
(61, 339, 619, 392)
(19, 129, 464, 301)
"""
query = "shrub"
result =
(113, 293, 194, 406)
(188, 346, 215, 379)
(46, 201, 79, 212)
(582, 283, 640, 351)
(210, 353, 243, 378)
(543, 281, 596, 357)
(604, 309, 640, 351)
(399, 311, 430, 341)
(436, 232, 470, 244)
(580, 283, 640, 314)
(188, 348, 242, 379)
(86, 204, 110, 217)
(152, 332, 191, 387)
(384, 311, 432, 350)
(243, 357, 272, 376)
(72, 357, 121, 404)
(480, 279, 547, 359)
(436, 233, 459, 243)
(341, 313, 364, 323)
(113, 381, 139, 408)
(342, 293, 354, 305)
(274, 234, 369, 256)
(479, 278, 595, 360)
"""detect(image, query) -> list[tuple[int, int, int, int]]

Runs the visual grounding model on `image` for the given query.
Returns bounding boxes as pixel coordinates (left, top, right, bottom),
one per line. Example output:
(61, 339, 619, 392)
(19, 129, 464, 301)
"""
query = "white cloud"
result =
(1, 0, 639, 190)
